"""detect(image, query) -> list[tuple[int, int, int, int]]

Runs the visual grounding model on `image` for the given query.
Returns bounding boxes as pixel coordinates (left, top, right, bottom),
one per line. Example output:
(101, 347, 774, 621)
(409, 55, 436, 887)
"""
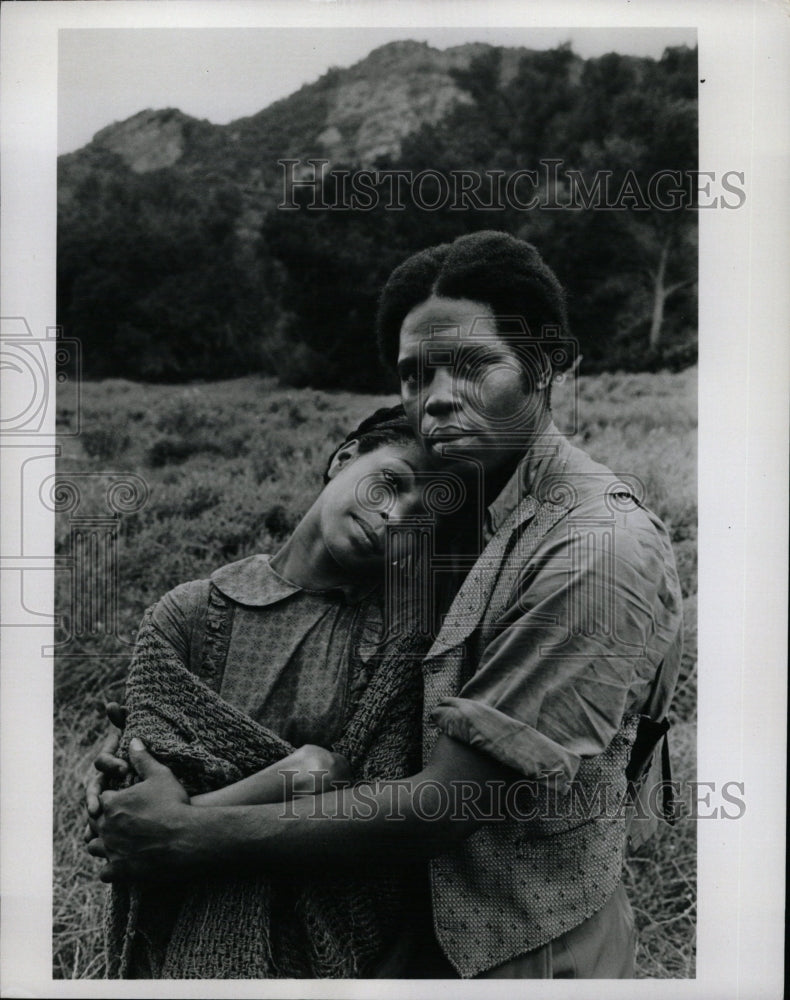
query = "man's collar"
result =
(485, 420, 571, 535)
(211, 554, 376, 607)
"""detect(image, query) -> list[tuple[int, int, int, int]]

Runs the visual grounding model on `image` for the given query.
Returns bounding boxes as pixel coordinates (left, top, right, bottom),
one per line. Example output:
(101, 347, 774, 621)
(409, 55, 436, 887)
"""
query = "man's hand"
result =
(87, 738, 194, 883)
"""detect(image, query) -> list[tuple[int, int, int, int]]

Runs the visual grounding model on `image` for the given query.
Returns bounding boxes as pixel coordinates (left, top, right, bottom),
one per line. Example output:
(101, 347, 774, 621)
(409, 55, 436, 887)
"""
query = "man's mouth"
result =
(426, 425, 470, 439)
(425, 427, 479, 449)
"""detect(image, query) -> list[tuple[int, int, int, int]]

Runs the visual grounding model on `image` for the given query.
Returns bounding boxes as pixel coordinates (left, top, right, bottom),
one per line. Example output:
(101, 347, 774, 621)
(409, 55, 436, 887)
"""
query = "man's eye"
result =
(400, 370, 417, 387)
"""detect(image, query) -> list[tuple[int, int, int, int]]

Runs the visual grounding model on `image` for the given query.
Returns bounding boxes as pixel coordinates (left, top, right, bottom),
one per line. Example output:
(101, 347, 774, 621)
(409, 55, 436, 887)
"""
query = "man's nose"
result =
(423, 367, 456, 417)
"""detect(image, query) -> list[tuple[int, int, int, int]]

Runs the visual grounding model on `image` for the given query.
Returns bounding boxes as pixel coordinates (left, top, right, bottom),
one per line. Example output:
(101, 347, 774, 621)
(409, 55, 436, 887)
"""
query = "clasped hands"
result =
(84, 704, 196, 883)
(84, 703, 354, 882)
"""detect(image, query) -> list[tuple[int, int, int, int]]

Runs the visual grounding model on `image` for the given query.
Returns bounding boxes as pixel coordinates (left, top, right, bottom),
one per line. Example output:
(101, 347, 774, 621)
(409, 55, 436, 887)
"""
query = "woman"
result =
(87, 406, 440, 978)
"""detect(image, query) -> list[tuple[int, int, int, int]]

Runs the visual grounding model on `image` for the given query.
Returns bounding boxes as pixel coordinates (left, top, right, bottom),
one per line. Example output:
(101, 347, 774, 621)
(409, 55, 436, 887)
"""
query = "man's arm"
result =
(428, 504, 676, 786)
(90, 733, 516, 882)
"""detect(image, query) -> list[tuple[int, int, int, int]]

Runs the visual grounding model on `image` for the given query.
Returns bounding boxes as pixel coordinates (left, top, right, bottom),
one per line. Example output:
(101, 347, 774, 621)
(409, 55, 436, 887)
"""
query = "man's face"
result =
(397, 295, 545, 475)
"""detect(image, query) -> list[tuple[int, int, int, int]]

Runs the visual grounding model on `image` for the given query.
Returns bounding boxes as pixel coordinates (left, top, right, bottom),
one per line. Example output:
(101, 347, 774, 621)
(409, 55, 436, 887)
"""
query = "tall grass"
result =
(54, 368, 697, 978)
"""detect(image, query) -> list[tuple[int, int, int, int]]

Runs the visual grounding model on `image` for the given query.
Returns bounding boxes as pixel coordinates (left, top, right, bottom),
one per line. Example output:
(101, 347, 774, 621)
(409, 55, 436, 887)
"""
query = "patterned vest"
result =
(422, 495, 640, 978)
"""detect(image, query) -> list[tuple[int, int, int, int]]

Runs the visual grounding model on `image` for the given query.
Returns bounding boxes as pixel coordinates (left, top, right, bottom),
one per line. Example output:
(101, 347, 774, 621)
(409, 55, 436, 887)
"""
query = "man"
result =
(374, 230, 683, 976)
(88, 231, 682, 978)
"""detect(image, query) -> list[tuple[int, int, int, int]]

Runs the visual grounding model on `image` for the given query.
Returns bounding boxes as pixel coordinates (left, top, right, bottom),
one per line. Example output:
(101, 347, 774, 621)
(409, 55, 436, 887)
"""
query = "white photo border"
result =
(1, 1, 788, 997)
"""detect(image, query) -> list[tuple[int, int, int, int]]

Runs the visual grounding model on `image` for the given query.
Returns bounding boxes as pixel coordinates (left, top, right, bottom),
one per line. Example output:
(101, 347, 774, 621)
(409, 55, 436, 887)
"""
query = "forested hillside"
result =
(57, 40, 698, 388)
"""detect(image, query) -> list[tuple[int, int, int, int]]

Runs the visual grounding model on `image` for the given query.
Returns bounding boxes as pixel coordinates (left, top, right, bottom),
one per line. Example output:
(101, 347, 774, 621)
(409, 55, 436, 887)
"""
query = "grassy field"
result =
(53, 367, 697, 979)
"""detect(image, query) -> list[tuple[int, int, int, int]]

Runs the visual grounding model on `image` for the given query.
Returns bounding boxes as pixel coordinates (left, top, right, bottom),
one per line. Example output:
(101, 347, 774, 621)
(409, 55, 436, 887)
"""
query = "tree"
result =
(58, 165, 272, 380)
(566, 47, 698, 352)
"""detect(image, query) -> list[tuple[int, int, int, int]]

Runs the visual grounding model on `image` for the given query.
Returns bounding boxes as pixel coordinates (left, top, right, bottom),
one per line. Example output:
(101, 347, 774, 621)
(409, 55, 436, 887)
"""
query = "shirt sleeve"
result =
(148, 578, 210, 667)
(430, 505, 670, 784)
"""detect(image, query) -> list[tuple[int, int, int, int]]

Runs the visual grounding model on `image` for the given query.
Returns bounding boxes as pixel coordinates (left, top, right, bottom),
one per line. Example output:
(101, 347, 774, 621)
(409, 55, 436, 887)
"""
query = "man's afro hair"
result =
(376, 230, 569, 375)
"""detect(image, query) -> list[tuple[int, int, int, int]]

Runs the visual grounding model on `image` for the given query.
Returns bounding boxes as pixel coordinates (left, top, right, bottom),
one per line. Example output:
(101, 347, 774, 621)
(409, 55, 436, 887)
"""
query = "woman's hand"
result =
(84, 702, 128, 842)
(88, 738, 195, 883)
(287, 744, 353, 795)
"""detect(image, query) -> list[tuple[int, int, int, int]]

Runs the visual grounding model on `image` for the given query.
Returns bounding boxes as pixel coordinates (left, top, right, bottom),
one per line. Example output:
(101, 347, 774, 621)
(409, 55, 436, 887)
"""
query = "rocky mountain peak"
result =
(314, 40, 480, 165)
(90, 108, 202, 173)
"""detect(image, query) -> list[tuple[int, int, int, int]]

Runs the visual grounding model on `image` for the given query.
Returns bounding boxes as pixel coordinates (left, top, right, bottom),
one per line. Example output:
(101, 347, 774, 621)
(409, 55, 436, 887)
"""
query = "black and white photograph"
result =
(0, 1, 787, 996)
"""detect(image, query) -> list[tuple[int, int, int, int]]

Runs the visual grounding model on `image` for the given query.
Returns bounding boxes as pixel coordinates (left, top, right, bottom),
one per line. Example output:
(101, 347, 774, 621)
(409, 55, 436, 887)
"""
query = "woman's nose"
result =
(386, 488, 424, 523)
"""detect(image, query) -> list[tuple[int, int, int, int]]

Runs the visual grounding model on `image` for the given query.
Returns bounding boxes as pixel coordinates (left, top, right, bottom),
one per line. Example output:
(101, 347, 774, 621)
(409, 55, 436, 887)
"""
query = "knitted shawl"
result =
(105, 593, 426, 979)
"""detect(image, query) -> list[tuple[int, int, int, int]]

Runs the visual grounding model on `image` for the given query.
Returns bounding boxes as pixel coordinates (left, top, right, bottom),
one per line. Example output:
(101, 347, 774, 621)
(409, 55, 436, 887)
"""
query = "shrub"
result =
(155, 392, 220, 437)
(263, 503, 297, 540)
(146, 435, 213, 467)
(252, 454, 278, 484)
(80, 424, 131, 461)
(149, 476, 223, 521)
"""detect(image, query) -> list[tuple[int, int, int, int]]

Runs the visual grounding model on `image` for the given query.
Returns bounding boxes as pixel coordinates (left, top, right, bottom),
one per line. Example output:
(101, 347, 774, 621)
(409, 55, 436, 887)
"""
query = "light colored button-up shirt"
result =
(431, 422, 683, 785)
(418, 422, 684, 976)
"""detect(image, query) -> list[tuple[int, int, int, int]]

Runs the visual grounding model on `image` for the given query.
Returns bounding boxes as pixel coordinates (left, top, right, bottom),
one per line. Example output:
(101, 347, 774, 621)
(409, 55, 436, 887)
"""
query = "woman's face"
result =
(318, 440, 429, 574)
(397, 295, 544, 475)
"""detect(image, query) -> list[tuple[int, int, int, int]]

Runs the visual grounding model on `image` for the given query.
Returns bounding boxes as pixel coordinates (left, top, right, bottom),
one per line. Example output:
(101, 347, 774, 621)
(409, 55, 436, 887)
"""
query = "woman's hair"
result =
(375, 230, 570, 390)
(322, 405, 415, 483)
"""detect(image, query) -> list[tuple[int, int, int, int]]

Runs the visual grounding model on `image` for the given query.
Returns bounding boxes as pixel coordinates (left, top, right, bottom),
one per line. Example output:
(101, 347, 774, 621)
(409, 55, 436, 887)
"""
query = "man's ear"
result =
(326, 438, 360, 480)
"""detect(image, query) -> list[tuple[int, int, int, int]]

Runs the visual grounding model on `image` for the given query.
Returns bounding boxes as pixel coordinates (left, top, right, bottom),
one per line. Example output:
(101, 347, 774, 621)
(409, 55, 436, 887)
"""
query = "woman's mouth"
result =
(349, 513, 382, 553)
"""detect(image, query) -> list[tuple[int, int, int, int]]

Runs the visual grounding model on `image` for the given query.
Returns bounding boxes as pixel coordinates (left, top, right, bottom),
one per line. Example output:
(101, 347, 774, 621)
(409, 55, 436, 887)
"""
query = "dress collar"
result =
(210, 553, 377, 607)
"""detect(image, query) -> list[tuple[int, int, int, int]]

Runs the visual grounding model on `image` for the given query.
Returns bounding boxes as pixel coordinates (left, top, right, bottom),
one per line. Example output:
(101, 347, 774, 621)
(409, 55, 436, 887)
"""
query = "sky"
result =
(58, 25, 697, 155)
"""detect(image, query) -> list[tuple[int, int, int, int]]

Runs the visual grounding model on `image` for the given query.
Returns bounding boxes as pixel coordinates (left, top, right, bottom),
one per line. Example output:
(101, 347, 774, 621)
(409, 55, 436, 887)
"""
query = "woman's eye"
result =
(381, 470, 399, 488)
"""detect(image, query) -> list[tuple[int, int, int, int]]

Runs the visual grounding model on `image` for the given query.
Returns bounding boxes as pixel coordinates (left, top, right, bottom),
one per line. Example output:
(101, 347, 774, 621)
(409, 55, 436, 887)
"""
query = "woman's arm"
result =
(86, 716, 351, 811)
(190, 745, 352, 807)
